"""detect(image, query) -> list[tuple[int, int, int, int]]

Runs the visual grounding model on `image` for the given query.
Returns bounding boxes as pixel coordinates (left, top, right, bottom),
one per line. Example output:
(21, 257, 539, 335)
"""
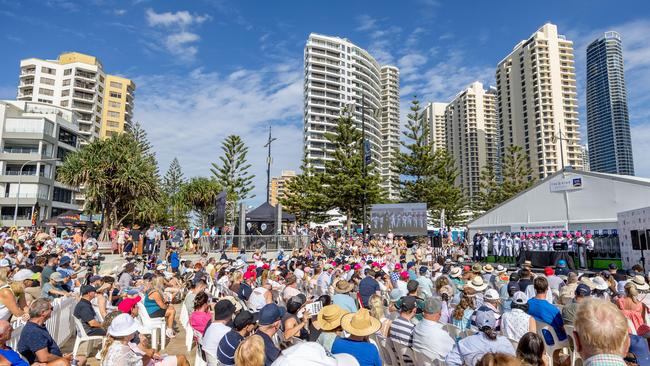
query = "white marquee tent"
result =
(468, 168, 650, 237)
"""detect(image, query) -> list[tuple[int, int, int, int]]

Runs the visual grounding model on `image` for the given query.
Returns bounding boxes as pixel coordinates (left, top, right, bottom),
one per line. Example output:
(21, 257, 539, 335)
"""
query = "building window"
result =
(106, 130, 117, 137)
(58, 128, 77, 147)
(107, 120, 121, 128)
(39, 77, 55, 85)
(56, 147, 73, 161)
(52, 187, 72, 204)
(60, 100, 69, 107)
(109, 91, 122, 99)
(64, 69, 72, 76)
(61, 90, 70, 97)
(41, 67, 56, 75)
(108, 101, 121, 108)
(63, 79, 70, 86)
(107, 111, 120, 118)
(39, 88, 54, 96)
(110, 81, 123, 88)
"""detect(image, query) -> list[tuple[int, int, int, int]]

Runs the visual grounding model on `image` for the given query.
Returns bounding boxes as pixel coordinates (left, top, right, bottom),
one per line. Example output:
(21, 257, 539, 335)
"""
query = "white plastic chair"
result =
(72, 317, 105, 359)
(392, 340, 415, 366)
(535, 319, 569, 366)
(195, 342, 208, 366)
(373, 334, 399, 366)
(444, 323, 462, 341)
(564, 325, 583, 366)
(137, 301, 167, 350)
(412, 348, 435, 366)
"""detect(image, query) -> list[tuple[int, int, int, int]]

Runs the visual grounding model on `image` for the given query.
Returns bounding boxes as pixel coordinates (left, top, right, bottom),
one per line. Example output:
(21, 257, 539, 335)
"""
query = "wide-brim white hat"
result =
(466, 276, 488, 292)
(108, 313, 140, 337)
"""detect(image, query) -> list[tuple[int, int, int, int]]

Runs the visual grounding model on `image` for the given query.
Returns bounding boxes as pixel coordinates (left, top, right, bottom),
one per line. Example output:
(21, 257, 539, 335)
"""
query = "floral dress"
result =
(102, 342, 142, 366)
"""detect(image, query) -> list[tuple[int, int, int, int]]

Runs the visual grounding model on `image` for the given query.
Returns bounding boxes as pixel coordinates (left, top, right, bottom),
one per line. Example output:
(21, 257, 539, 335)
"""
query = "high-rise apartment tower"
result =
(303, 34, 400, 198)
(495, 23, 582, 179)
(586, 31, 634, 175)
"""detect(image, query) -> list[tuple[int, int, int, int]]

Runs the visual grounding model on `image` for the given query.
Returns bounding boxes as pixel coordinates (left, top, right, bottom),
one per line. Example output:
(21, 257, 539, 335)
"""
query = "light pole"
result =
(552, 128, 570, 172)
(264, 125, 277, 204)
(13, 158, 60, 226)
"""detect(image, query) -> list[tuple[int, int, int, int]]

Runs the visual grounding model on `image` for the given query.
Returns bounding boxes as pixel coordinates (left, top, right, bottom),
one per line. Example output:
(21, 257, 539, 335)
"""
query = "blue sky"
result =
(1, 0, 650, 206)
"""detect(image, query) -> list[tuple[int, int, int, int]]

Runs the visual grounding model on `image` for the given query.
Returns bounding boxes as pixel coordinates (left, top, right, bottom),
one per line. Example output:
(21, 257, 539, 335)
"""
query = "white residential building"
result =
(445, 82, 497, 201)
(422, 102, 448, 152)
(380, 66, 400, 200)
(17, 52, 135, 143)
(495, 23, 582, 180)
(303, 34, 400, 198)
(0, 101, 82, 227)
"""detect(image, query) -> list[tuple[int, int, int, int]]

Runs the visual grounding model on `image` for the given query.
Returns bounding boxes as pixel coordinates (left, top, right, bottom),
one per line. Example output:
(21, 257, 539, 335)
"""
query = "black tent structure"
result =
(245, 202, 295, 235)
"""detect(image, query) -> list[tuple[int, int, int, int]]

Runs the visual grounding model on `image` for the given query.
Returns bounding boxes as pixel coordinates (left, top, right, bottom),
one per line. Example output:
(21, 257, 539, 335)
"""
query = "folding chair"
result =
(373, 334, 400, 366)
(564, 325, 583, 366)
(137, 301, 167, 350)
(412, 348, 436, 366)
(392, 340, 415, 366)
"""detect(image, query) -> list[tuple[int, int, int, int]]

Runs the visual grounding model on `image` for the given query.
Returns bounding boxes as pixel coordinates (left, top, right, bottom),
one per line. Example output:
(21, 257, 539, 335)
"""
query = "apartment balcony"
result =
(20, 69, 36, 76)
(73, 81, 95, 92)
(17, 91, 33, 100)
(19, 79, 34, 87)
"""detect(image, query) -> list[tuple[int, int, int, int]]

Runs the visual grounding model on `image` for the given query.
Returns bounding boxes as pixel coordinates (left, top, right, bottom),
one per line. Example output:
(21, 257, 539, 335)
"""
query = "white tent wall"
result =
(468, 169, 650, 238)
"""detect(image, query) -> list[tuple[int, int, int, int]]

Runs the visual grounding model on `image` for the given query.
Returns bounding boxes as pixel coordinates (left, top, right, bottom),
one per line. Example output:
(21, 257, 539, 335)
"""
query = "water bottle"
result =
(71, 359, 78, 366)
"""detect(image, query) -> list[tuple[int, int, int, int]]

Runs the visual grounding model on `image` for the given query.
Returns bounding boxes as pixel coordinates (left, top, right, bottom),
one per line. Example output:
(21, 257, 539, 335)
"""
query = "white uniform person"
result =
(481, 234, 490, 259)
(513, 234, 521, 258)
(492, 233, 500, 259)
(503, 233, 513, 259)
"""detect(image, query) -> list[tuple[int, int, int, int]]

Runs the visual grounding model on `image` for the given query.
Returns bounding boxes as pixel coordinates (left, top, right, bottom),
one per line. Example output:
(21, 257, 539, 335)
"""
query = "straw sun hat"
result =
(465, 276, 488, 292)
(315, 304, 349, 331)
(340, 308, 381, 337)
(334, 280, 354, 294)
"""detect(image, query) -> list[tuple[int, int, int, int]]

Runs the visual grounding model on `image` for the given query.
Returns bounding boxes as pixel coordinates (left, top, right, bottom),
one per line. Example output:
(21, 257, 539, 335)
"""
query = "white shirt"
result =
(412, 318, 455, 361)
(201, 322, 231, 358)
(500, 308, 532, 341)
(248, 287, 269, 311)
(525, 284, 554, 304)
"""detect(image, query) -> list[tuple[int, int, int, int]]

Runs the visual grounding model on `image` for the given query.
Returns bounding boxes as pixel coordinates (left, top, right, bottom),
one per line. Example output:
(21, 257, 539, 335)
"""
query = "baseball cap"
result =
(399, 271, 409, 280)
(88, 275, 102, 283)
(419, 266, 428, 274)
(575, 283, 592, 297)
(233, 310, 258, 331)
(407, 261, 415, 269)
(400, 296, 418, 312)
(558, 260, 567, 268)
(259, 303, 285, 326)
(243, 271, 256, 280)
(484, 289, 499, 301)
(422, 297, 442, 314)
(609, 263, 618, 270)
(214, 299, 236, 321)
(512, 291, 528, 305)
(394, 263, 402, 270)
(475, 308, 497, 329)
(544, 267, 554, 276)
(117, 296, 142, 313)
(406, 280, 419, 293)
(50, 272, 64, 282)
(80, 285, 97, 296)
(142, 273, 155, 281)
(59, 256, 71, 265)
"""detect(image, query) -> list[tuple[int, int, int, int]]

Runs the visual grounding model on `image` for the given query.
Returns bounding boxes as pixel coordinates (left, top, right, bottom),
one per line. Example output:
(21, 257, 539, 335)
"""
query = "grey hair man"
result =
(412, 297, 454, 362)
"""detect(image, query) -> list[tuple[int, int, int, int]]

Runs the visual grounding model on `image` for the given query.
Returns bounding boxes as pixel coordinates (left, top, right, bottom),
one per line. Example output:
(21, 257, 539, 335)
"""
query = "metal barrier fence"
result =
(198, 235, 310, 253)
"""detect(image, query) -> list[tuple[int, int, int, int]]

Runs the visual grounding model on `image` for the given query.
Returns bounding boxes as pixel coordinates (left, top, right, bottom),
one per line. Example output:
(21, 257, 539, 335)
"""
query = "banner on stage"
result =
(511, 222, 568, 233)
(370, 203, 427, 236)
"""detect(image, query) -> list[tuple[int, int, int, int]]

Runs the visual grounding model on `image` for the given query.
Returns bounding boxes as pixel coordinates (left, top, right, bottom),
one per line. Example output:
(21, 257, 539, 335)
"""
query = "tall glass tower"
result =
(586, 31, 635, 175)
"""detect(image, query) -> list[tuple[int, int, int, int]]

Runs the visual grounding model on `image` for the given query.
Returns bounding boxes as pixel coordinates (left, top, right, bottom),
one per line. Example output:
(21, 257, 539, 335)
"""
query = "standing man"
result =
(481, 234, 489, 261)
(492, 234, 500, 261)
(317, 263, 334, 297)
(575, 232, 587, 269)
(145, 224, 158, 255)
(169, 246, 180, 275)
(472, 232, 482, 262)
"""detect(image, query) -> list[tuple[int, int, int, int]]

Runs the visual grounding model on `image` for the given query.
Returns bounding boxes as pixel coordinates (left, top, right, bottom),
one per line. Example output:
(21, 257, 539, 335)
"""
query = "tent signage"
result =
(550, 176, 583, 192)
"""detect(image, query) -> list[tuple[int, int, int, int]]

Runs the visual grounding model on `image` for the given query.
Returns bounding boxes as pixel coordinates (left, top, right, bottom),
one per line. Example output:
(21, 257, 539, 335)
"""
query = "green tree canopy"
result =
(179, 177, 222, 228)
(280, 154, 331, 224)
(211, 135, 255, 202)
(322, 111, 385, 232)
(56, 133, 161, 239)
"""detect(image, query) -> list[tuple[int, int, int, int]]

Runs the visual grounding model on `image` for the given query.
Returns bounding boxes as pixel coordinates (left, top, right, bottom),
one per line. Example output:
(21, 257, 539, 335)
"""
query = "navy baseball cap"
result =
(419, 266, 428, 274)
(258, 303, 285, 326)
(575, 284, 592, 297)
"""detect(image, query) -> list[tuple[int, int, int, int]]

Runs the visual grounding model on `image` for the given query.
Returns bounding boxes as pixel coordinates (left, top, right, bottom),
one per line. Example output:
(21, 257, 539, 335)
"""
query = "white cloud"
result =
(356, 14, 377, 31)
(144, 8, 212, 61)
(165, 31, 200, 58)
(114, 9, 127, 16)
(145, 8, 211, 28)
(398, 53, 428, 82)
(133, 62, 304, 205)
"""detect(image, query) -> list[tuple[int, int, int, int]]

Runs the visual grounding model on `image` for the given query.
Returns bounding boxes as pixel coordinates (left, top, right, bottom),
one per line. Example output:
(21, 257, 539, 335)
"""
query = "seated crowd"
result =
(0, 226, 645, 366)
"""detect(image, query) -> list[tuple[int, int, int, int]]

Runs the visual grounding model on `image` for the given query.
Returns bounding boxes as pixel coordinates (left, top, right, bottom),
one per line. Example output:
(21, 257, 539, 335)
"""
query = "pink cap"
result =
(353, 264, 362, 270)
(400, 271, 409, 279)
(343, 264, 351, 271)
(394, 263, 402, 270)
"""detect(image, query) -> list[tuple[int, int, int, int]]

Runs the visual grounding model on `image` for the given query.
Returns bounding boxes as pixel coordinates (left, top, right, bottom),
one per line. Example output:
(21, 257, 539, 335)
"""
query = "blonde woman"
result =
(368, 294, 390, 337)
(0, 269, 27, 322)
(235, 334, 265, 366)
(616, 281, 646, 334)
(143, 275, 177, 338)
(230, 271, 243, 294)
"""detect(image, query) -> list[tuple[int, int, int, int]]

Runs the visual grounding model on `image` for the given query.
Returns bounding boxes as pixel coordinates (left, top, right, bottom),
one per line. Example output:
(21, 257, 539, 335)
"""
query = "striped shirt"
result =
(583, 354, 627, 366)
(217, 330, 244, 366)
(389, 316, 415, 365)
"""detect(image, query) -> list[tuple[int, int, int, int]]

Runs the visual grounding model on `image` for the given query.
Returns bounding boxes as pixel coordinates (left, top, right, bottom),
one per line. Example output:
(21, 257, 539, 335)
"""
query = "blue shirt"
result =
(358, 276, 380, 308)
(170, 252, 180, 269)
(0, 347, 29, 366)
(256, 331, 280, 366)
(527, 298, 567, 345)
(217, 330, 244, 366)
(332, 294, 358, 313)
(17, 321, 62, 364)
(331, 337, 382, 366)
